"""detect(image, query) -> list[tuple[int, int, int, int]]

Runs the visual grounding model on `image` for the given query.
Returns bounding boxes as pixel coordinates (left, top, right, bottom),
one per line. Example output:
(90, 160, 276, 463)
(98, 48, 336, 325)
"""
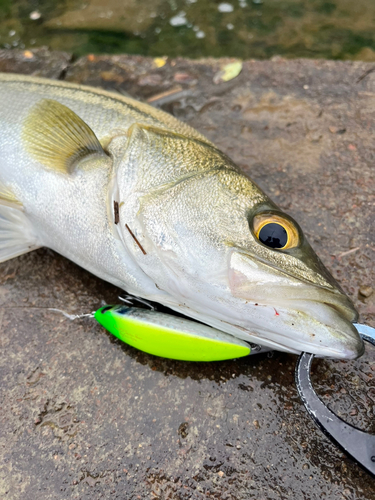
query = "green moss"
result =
(2, 0, 375, 61)
(317, 2, 337, 15)
(0, 0, 11, 19)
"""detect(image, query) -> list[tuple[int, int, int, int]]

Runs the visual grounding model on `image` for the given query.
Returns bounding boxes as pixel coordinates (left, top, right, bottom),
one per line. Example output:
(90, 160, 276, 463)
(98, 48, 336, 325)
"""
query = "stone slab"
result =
(0, 50, 374, 499)
(0, 48, 71, 79)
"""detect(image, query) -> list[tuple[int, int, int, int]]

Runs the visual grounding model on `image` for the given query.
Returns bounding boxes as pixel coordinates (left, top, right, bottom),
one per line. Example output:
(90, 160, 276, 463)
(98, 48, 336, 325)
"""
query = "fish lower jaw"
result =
(237, 298, 363, 359)
(227, 314, 364, 360)
(151, 295, 364, 359)
(238, 328, 363, 359)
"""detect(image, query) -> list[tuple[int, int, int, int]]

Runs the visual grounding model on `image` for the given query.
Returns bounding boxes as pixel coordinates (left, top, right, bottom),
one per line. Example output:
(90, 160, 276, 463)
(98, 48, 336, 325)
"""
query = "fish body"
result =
(0, 73, 364, 359)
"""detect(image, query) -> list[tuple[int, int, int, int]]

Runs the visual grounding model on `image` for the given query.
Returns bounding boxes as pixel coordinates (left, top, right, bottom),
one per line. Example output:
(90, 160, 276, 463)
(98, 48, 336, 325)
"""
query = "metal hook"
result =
(118, 294, 156, 310)
(295, 323, 375, 477)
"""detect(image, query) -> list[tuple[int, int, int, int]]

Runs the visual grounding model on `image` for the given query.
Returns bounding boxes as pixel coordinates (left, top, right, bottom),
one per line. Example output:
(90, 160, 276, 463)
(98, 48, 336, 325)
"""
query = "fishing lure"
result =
(95, 304, 253, 361)
(52, 296, 267, 361)
(53, 301, 375, 476)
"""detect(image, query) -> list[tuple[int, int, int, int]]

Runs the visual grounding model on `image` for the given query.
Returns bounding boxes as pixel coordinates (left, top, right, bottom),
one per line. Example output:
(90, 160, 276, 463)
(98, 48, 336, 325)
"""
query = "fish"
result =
(0, 73, 364, 359)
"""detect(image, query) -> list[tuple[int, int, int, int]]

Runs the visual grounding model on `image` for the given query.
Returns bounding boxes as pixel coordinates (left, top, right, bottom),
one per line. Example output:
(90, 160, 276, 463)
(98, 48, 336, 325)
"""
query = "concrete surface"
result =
(0, 49, 374, 499)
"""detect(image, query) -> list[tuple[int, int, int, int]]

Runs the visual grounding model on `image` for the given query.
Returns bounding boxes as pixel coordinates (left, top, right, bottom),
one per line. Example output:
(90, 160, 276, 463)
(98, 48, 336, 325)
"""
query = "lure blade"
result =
(95, 305, 251, 361)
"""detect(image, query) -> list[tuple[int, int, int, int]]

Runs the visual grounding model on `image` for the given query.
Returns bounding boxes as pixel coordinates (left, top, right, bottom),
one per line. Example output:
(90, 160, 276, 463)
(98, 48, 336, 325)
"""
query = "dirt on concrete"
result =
(0, 49, 374, 499)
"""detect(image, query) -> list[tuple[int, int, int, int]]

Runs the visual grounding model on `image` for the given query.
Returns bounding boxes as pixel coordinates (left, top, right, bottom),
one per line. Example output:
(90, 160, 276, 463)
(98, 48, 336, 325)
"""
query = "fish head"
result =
(115, 126, 363, 359)
(226, 202, 363, 359)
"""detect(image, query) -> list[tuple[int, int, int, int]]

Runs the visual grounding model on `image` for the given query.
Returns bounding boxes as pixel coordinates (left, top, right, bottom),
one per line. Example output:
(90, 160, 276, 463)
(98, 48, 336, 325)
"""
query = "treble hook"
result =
(295, 323, 375, 477)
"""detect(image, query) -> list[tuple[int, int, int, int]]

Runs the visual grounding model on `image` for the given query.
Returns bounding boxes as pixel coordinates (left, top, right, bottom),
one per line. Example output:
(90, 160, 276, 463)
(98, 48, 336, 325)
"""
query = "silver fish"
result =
(0, 73, 364, 359)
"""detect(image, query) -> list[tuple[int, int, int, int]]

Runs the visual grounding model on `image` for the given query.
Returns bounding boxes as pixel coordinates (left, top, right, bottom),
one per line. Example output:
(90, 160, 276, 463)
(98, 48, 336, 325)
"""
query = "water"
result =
(1, 0, 375, 61)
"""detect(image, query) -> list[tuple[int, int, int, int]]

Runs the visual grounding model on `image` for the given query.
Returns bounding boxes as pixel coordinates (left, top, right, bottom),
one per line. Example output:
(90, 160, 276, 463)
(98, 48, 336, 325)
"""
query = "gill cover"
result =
(113, 121, 363, 359)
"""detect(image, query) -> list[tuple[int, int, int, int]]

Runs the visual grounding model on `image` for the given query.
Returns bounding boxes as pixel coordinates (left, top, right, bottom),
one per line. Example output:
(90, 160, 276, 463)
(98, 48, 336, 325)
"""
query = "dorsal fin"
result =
(23, 99, 108, 174)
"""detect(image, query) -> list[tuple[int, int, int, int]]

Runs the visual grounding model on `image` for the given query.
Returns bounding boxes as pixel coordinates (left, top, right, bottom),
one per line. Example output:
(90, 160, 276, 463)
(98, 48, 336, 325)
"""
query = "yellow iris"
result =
(253, 213, 300, 250)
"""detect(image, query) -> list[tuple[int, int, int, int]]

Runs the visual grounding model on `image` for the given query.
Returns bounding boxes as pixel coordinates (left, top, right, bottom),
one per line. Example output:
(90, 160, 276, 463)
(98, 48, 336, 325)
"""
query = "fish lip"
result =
(276, 336, 364, 360)
(322, 299, 358, 323)
(262, 299, 363, 358)
(349, 334, 365, 359)
(251, 333, 362, 359)
(287, 293, 358, 323)
(229, 249, 358, 322)
(231, 274, 359, 323)
(229, 316, 365, 360)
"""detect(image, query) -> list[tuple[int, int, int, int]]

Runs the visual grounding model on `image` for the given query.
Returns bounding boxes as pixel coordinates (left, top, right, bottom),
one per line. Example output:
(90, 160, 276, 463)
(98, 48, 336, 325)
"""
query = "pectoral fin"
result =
(23, 99, 108, 174)
(0, 184, 22, 208)
(0, 183, 40, 262)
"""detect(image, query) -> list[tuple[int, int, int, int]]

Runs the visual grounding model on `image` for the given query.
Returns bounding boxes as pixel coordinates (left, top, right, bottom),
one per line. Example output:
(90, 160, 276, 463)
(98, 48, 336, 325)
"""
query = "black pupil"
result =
(258, 223, 288, 249)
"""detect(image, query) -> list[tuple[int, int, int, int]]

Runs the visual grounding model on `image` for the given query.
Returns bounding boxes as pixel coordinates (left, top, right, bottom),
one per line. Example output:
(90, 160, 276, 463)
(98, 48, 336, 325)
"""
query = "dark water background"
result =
(1, 0, 375, 60)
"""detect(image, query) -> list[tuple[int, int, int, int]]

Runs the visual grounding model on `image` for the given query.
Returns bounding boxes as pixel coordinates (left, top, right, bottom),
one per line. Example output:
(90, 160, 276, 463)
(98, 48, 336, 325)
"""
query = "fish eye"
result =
(258, 222, 287, 249)
(253, 213, 300, 250)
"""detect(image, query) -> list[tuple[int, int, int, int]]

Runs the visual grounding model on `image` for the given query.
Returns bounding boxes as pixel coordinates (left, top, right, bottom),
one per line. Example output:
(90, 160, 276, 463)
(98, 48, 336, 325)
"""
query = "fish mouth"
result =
(245, 299, 364, 359)
(228, 293, 365, 360)
(228, 252, 364, 359)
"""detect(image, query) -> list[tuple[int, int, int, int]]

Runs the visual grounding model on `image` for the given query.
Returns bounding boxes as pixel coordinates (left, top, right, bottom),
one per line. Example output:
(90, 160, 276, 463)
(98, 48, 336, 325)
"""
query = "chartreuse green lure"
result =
(94, 305, 251, 361)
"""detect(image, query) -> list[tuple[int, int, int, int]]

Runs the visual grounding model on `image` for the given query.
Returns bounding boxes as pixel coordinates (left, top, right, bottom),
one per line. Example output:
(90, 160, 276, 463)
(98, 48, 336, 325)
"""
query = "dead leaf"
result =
(213, 60, 242, 84)
(153, 57, 167, 68)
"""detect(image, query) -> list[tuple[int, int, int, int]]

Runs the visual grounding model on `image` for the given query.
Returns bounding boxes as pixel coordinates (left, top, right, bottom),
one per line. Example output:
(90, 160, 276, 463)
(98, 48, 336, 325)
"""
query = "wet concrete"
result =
(0, 50, 374, 499)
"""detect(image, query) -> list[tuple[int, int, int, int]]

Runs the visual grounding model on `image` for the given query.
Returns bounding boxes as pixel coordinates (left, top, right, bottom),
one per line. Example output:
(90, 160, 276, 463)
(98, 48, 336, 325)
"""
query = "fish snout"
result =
(268, 298, 364, 360)
(286, 293, 364, 359)
(228, 251, 364, 359)
(332, 322, 365, 360)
